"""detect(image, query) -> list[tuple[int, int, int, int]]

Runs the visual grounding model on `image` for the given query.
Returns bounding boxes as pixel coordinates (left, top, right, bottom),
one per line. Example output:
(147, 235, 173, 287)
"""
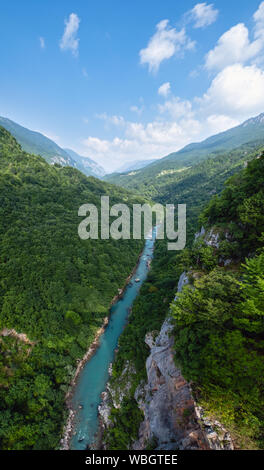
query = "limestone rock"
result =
(133, 271, 234, 451)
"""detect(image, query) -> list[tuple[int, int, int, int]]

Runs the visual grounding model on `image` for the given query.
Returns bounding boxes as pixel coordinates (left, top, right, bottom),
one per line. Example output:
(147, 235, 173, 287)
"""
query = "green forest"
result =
(171, 155, 264, 448)
(0, 127, 145, 449)
(1, 120, 264, 451)
(103, 151, 264, 450)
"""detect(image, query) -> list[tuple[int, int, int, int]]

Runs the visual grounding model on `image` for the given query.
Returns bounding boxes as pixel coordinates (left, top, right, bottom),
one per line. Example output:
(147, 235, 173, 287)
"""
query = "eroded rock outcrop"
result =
(98, 360, 137, 431)
(133, 272, 234, 451)
(99, 269, 234, 451)
(133, 316, 207, 450)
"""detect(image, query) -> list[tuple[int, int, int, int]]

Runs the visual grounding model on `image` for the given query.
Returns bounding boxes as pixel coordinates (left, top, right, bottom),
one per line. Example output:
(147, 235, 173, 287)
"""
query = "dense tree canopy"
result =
(171, 155, 264, 448)
(0, 127, 145, 449)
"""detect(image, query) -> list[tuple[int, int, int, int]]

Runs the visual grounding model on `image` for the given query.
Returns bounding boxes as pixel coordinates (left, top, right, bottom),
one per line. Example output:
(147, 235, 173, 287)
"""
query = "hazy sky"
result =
(1, 0, 264, 171)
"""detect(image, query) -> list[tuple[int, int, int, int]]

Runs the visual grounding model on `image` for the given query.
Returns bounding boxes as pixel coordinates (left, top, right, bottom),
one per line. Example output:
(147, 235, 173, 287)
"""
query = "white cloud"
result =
(85, 137, 112, 153)
(205, 23, 262, 70)
(158, 82, 171, 97)
(200, 63, 264, 118)
(254, 1, 264, 40)
(82, 59, 264, 171)
(205, 3, 264, 70)
(39, 37, 45, 49)
(139, 19, 195, 72)
(159, 96, 193, 119)
(96, 113, 125, 127)
(60, 13, 80, 57)
(81, 117, 202, 171)
(205, 114, 240, 134)
(79, 4, 264, 172)
(189, 3, 219, 28)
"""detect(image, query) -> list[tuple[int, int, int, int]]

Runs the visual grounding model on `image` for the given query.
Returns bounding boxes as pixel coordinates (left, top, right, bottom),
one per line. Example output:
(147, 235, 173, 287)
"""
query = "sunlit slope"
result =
(105, 113, 264, 195)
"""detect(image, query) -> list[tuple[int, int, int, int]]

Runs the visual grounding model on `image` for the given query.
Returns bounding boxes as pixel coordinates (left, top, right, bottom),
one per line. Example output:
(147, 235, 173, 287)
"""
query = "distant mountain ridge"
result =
(114, 159, 156, 174)
(64, 148, 105, 178)
(0, 117, 76, 166)
(163, 112, 264, 163)
(0, 116, 105, 178)
(105, 112, 264, 189)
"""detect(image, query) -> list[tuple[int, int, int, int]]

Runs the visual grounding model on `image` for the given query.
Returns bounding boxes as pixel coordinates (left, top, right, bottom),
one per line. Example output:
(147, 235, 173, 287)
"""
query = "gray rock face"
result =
(204, 228, 220, 248)
(98, 360, 136, 430)
(133, 273, 207, 450)
(195, 226, 206, 240)
(133, 320, 205, 450)
(194, 405, 234, 450)
(174, 272, 189, 301)
(196, 226, 236, 266)
(99, 269, 234, 451)
(98, 391, 112, 428)
(133, 272, 234, 451)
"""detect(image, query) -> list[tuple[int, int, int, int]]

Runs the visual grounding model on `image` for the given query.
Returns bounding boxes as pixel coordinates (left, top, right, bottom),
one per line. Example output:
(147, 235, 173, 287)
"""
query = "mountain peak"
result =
(242, 112, 264, 127)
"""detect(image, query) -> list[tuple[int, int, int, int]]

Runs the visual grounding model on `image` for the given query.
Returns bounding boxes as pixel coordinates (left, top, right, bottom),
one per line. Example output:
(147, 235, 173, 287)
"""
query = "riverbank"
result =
(110, 249, 143, 306)
(60, 247, 145, 450)
(67, 230, 156, 450)
(60, 316, 109, 450)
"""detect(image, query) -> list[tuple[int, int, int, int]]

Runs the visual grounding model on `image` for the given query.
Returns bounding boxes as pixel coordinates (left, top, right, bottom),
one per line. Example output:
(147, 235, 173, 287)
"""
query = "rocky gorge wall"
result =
(99, 235, 234, 450)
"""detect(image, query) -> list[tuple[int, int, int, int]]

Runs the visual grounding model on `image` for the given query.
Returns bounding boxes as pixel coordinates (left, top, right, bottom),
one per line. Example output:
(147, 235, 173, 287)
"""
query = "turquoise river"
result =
(70, 227, 157, 450)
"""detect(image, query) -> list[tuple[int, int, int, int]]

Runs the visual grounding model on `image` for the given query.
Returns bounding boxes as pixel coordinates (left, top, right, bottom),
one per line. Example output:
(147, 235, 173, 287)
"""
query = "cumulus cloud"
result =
(189, 2, 219, 28)
(254, 1, 264, 39)
(139, 19, 195, 72)
(158, 82, 171, 97)
(79, 4, 264, 171)
(82, 59, 264, 171)
(81, 116, 203, 171)
(205, 23, 262, 70)
(159, 96, 193, 119)
(60, 13, 80, 56)
(205, 3, 264, 70)
(205, 114, 240, 135)
(200, 63, 264, 118)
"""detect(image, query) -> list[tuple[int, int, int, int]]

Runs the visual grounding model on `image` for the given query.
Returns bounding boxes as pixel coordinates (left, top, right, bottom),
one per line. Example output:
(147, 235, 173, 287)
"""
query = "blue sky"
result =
(1, 1, 264, 171)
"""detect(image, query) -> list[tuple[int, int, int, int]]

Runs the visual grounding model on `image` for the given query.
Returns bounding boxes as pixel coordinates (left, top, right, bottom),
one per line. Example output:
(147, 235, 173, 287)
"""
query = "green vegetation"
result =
(104, 152, 264, 450)
(106, 142, 264, 244)
(0, 126, 145, 449)
(0, 116, 104, 177)
(0, 116, 75, 166)
(105, 112, 264, 194)
(104, 240, 182, 450)
(171, 155, 264, 449)
(105, 398, 144, 450)
(1, 114, 264, 451)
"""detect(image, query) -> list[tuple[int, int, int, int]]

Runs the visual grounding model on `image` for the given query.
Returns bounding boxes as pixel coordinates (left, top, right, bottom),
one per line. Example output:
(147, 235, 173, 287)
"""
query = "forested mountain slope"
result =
(0, 127, 145, 450)
(105, 113, 264, 193)
(0, 117, 105, 178)
(112, 139, 263, 243)
(101, 152, 264, 450)
(0, 116, 76, 166)
(171, 154, 264, 448)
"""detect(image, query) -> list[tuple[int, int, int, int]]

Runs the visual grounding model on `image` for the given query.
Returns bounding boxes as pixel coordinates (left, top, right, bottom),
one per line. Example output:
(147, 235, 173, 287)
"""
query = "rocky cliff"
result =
(132, 271, 233, 450)
(132, 316, 207, 450)
(99, 262, 234, 450)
